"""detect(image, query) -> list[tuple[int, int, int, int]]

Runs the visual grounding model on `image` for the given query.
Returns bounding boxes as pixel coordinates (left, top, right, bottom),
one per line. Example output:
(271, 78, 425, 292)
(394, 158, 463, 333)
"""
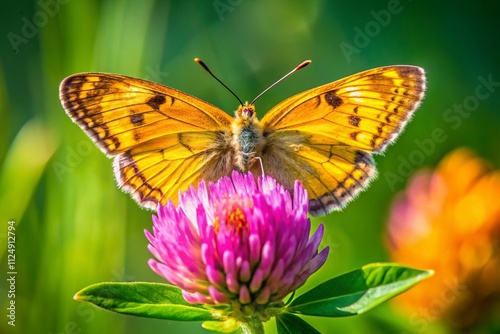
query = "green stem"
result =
(240, 317, 264, 334)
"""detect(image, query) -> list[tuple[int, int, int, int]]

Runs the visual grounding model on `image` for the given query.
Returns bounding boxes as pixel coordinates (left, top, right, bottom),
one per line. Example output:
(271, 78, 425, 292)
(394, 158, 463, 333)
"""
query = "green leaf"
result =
(276, 313, 320, 334)
(75, 282, 214, 321)
(287, 263, 433, 317)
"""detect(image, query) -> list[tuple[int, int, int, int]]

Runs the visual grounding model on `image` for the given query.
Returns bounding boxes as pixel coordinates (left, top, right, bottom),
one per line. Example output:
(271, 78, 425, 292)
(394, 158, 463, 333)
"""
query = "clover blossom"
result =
(145, 172, 329, 324)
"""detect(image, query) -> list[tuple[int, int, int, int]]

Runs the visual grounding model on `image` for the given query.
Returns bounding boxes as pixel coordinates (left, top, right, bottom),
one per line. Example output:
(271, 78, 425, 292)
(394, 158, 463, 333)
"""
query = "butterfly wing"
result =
(60, 73, 234, 209)
(260, 66, 426, 216)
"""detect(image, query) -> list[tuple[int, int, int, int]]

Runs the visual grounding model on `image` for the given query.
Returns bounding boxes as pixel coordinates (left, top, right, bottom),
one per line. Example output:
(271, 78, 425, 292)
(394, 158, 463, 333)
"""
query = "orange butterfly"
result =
(59, 60, 426, 216)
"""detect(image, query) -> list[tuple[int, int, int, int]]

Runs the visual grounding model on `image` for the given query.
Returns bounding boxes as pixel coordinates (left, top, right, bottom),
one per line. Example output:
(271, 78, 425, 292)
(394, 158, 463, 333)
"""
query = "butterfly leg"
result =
(253, 156, 265, 176)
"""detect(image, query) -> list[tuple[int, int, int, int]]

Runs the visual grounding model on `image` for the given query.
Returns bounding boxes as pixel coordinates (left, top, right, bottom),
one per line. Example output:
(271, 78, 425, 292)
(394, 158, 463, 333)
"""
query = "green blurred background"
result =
(1, 0, 499, 333)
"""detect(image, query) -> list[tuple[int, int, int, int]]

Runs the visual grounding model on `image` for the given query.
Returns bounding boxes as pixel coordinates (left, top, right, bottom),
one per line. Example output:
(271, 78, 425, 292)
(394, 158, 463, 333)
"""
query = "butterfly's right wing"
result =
(259, 66, 426, 216)
(60, 73, 235, 209)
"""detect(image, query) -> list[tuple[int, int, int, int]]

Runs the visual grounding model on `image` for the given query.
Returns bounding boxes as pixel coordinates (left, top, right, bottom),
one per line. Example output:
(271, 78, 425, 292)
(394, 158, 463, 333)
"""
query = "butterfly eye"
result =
(242, 108, 254, 117)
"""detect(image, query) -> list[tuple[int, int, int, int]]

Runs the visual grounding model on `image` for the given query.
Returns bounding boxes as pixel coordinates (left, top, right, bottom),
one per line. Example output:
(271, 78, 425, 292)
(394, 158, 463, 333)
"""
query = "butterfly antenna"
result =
(250, 60, 311, 105)
(194, 58, 243, 105)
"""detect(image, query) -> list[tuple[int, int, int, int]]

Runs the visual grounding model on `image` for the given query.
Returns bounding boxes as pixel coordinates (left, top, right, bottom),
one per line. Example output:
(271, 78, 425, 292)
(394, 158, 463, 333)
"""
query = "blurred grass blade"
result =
(75, 282, 215, 321)
(0, 118, 57, 226)
(286, 263, 433, 317)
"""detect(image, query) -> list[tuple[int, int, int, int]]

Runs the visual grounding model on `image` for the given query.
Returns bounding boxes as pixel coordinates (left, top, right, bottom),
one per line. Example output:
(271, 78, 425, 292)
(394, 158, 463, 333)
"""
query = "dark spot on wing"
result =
(325, 91, 343, 108)
(133, 132, 142, 141)
(370, 135, 378, 148)
(348, 115, 361, 127)
(147, 94, 166, 110)
(377, 123, 384, 134)
(130, 113, 145, 126)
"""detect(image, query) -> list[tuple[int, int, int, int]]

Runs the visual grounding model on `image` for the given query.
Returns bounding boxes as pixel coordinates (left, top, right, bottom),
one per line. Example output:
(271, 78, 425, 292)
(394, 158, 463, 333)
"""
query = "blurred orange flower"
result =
(387, 148, 500, 330)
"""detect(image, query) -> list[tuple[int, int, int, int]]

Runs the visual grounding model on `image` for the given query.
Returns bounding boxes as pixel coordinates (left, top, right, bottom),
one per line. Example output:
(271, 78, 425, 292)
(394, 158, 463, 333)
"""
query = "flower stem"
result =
(240, 318, 264, 334)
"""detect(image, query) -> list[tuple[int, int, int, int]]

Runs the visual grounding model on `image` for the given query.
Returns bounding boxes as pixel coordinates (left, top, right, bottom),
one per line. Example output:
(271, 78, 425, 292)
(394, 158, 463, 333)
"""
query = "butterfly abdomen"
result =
(239, 127, 259, 167)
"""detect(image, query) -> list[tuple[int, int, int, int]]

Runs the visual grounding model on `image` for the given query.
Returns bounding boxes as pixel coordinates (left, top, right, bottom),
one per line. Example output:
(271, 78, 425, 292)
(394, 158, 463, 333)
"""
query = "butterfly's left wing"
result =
(60, 73, 235, 209)
(260, 66, 426, 216)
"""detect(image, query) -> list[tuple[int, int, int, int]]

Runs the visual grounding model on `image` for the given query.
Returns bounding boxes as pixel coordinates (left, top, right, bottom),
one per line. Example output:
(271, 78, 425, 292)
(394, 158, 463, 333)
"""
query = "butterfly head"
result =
(235, 102, 258, 126)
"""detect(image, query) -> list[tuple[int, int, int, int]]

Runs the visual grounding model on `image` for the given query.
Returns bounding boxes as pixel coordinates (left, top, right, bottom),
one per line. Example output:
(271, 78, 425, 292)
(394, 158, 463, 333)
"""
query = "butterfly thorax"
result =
(231, 103, 264, 171)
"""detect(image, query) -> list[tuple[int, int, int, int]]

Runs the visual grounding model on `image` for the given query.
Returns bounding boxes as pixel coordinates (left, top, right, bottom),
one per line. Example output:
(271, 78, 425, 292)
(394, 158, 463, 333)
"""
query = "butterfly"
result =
(59, 60, 426, 216)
